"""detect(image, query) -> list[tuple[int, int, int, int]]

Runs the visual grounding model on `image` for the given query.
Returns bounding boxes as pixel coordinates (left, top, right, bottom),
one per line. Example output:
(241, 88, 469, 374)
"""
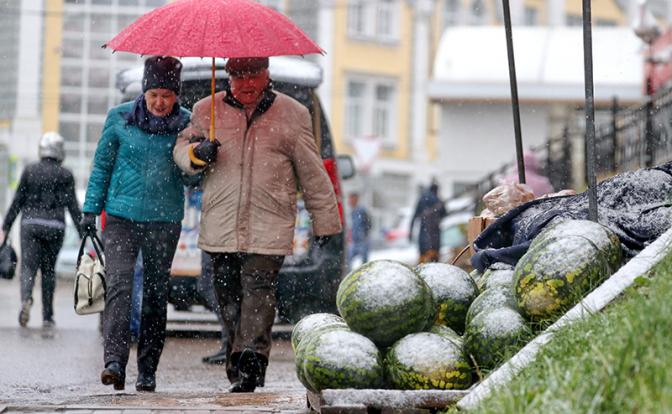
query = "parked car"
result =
(116, 57, 355, 323)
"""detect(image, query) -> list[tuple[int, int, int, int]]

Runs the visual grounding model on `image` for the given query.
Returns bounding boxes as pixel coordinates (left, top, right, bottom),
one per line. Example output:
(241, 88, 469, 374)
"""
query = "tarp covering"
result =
(471, 161, 672, 272)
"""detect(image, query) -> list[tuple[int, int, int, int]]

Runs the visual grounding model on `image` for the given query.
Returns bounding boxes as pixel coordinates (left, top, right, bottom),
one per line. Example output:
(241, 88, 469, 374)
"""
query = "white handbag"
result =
(74, 234, 106, 315)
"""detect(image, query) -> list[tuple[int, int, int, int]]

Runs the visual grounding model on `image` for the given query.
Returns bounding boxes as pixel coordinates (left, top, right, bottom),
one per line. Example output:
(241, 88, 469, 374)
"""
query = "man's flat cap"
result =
(224, 57, 269, 75)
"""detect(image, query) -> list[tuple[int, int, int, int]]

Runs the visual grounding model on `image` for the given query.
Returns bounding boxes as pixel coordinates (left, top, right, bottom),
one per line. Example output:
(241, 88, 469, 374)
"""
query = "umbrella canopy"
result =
(105, 0, 323, 58)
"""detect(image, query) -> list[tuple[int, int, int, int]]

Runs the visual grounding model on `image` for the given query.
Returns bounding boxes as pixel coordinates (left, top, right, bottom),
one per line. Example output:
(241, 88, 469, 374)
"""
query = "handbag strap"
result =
(77, 233, 106, 268)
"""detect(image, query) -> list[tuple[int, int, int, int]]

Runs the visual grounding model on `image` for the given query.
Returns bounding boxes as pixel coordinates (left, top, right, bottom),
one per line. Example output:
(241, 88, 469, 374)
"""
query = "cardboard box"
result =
(467, 216, 496, 255)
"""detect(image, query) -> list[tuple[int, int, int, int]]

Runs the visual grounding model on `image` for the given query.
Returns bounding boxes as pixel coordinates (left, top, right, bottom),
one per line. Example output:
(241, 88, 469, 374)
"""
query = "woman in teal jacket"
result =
(80, 56, 190, 393)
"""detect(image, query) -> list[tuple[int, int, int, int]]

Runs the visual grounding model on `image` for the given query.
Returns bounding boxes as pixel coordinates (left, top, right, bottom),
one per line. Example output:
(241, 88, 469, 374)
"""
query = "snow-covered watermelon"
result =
(515, 234, 613, 321)
(465, 286, 517, 325)
(430, 324, 463, 347)
(463, 307, 532, 370)
(302, 329, 385, 391)
(481, 266, 515, 291)
(415, 263, 478, 334)
(530, 219, 622, 272)
(385, 332, 472, 390)
(294, 323, 351, 391)
(336, 260, 435, 347)
(291, 313, 347, 351)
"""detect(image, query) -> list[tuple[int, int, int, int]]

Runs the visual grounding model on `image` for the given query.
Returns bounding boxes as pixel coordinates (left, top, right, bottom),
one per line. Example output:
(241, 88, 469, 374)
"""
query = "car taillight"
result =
(323, 158, 344, 226)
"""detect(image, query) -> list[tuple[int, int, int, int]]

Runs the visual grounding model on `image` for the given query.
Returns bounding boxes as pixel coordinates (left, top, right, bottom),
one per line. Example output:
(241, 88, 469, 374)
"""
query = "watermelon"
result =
(477, 263, 514, 291)
(465, 286, 517, 325)
(463, 307, 532, 370)
(294, 323, 351, 391)
(430, 324, 463, 347)
(530, 219, 622, 271)
(336, 260, 435, 347)
(385, 332, 472, 390)
(291, 313, 347, 351)
(415, 263, 478, 334)
(515, 234, 613, 321)
(302, 329, 385, 391)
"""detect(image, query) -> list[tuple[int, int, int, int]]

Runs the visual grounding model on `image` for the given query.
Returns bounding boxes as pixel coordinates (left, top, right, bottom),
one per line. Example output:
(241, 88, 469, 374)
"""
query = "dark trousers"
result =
(20, 224, 64, 321)
(196, 251, 229, 351)
(209, 252, 284, 382)
(102, 215, 180, 374)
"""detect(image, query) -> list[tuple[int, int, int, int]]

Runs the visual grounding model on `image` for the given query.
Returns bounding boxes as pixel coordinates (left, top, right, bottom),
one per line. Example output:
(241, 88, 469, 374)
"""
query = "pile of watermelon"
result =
(292, 220, 623, 392)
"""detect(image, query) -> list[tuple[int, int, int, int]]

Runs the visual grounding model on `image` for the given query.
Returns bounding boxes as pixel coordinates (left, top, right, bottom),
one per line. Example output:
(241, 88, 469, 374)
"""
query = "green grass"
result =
(468, 251, 672, 414)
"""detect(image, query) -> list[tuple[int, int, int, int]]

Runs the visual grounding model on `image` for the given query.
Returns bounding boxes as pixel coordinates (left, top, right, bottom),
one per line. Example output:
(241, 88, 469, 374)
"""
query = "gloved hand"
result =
(192, 139, 221, 164)
(80, 213, 97, 237)
(314, 235, 332, 248)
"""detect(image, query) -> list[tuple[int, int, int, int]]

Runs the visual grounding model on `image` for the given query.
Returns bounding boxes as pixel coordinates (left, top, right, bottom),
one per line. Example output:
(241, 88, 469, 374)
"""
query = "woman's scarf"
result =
(124, 94, 186, 135)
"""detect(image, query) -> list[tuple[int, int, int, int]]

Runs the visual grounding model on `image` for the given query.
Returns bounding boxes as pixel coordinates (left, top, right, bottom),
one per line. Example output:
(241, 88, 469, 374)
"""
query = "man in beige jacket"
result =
(173, 57, 342, 393)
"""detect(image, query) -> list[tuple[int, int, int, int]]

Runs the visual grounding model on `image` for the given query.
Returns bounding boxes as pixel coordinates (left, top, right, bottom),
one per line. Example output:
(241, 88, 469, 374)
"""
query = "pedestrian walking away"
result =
(410, 180, 447, 263)
(173, 56, 342, 393)
(0, 132, 83, 328)
(347, 192, 372, 270)
(81, 56, 191, 393)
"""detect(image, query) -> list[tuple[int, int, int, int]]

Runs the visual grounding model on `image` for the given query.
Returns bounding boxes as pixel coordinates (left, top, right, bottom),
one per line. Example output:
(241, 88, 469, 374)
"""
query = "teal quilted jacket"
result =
(83, 101, 190, 222)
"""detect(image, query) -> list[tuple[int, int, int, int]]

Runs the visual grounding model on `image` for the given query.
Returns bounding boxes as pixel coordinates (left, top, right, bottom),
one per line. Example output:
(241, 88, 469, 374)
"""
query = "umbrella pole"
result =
(210, 57, 216, 142)
(502, 0, 526, 184)
(582, 0, 598, 222)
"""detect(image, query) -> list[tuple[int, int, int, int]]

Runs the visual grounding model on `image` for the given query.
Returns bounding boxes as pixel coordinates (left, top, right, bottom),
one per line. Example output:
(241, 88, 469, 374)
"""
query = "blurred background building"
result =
(0, 0, 671, 240)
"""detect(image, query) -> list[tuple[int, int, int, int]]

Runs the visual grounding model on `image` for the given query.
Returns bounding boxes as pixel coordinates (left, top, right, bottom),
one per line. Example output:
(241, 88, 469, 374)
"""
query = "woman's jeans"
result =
(102, 215, 180, 374)
(20, 223, 65, 322)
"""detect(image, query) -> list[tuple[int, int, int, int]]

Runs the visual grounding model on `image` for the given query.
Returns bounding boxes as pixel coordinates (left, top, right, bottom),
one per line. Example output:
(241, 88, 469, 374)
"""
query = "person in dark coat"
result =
(347, 192, 372, 270)
(0, 132, 82, 328)
(80, 56, 190, 393)
(409, 180, 447, 263)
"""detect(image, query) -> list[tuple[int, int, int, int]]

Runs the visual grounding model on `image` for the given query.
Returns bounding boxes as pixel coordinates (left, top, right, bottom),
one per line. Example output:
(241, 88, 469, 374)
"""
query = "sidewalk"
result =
(0, 277, 307, 413)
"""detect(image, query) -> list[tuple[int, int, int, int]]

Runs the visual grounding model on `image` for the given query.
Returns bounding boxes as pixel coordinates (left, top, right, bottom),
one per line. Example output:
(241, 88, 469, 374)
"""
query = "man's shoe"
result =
(42, 319, 55, 329)
(18, 299, 32, 327)
(101, 362, 125, 391)
(135, 371, 156, 392)
(202, 349, 228, 365)
(229, 349, 266, 393)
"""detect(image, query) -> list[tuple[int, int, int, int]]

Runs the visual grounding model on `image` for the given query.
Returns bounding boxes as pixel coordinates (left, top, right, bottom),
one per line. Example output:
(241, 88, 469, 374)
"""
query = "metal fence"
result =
(453, 87, 672, 212)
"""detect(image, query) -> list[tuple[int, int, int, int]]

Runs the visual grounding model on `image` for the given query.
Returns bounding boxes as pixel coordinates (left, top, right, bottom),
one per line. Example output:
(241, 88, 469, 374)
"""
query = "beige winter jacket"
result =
(173, 90, 342, 256)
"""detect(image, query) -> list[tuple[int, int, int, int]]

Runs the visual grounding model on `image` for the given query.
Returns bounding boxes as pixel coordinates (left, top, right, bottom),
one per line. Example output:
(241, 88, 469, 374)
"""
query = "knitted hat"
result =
(142, 56, 182, 94)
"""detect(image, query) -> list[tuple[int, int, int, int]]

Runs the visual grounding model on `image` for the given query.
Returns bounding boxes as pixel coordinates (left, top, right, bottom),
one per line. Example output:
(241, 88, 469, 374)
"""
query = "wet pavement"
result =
(0, 277, 308, 413)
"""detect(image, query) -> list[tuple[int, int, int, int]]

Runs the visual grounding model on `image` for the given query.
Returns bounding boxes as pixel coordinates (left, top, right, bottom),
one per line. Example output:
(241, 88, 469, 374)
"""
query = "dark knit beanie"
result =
(142, 56, 182, 94)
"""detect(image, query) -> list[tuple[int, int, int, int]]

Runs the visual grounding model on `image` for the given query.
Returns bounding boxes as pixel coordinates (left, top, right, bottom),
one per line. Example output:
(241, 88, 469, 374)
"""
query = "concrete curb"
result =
(457, 226, 672, 411)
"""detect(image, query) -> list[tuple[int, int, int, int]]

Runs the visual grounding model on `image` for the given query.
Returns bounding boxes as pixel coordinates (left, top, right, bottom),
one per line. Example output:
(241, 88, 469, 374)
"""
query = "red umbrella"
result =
(105, 0, 323, 140)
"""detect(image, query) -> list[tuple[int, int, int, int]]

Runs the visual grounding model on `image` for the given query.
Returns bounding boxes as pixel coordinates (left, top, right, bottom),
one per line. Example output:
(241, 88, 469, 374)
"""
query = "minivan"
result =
(116, 57, 354, 324)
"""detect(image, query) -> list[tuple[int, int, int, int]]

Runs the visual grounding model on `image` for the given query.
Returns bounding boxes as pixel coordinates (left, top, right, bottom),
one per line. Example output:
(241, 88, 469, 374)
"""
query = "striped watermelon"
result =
(465, 286, 518, 325)
(463, 307, 532, 370)
(430, 324, 463, 347)
(415, 263, 479, 334)
(336, 260, 435, 347)
(514, 228, 618, 321)
(385, 332, 472, 390)
(530, 219, 622, 272)
(294, 323, 351, 391)
(291, 313, 347, 351)
(302, 329, 385, 391)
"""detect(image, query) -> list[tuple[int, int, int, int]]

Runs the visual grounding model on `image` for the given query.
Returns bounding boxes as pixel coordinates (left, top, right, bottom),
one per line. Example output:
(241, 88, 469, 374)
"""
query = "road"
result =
(0, 277, 308, 412)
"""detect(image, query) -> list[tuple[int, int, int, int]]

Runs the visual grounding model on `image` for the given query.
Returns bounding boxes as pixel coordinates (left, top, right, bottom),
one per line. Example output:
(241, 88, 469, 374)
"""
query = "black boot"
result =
(101, 362, 126, 391)
(135, 371, 156, 392)
(229, 349, 267, 393)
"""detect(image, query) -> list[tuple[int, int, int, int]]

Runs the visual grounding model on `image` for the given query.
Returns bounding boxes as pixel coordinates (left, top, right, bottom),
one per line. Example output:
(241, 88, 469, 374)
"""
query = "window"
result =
(60, 93, 82, 113)
(347, 0, 366, 37)
(90, 13, 113, 34)
(87, 94, 110, 114)
(443, 0, 460, 29)
(346, 81, 365, 139)
(524, 7, 538, 26)
(62, 37, 84, 59)
(62, 66, 83, 87)
(88, 67, 110, 88)
(566, 14, 582, 26)
(348, 0, 399, 42)
(345, 76, 397, 147)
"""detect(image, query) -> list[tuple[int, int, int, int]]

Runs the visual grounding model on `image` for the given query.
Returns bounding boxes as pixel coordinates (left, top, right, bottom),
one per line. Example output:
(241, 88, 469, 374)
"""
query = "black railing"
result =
(453, 87, 672, 211)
